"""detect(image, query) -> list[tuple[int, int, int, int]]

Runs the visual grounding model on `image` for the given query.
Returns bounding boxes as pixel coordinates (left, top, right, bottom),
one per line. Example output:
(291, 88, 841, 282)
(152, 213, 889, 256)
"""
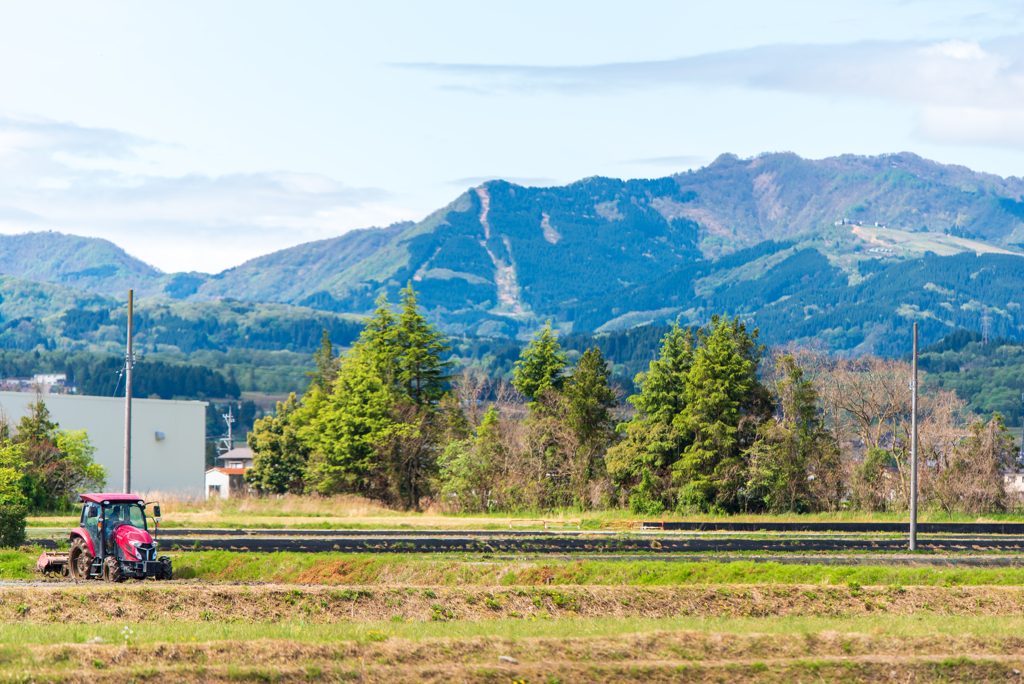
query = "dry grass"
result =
(140, 492, 395, 517)
(8, 582, 1024, 625)
(8, 580, 1024, 682)
(30, 491, 1024, 531)
(5, 625, 1024, 682)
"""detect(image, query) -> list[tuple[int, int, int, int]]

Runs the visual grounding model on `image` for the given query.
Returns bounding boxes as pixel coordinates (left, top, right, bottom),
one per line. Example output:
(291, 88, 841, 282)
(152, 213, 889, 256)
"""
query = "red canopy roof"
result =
(79, 493, 144, 504)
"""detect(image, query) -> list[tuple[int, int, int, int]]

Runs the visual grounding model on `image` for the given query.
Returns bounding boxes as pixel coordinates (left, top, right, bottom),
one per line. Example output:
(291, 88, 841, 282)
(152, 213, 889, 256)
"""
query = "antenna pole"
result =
(910, 322, 918, 551)
(123, 289, 134, 494)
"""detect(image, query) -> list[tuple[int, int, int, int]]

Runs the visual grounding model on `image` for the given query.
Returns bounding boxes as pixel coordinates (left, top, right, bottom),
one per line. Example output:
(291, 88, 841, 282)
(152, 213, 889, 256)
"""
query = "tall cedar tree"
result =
(560, 347, 619, 507)
(397, 282, 453, 405)
(308, 330, 341, 392)
(673, 316, 771, 512)
(512, 321, 568, 400)
(303, 354, 401, 495)
(359, 293, 400, 389)
(605, 323, 694, 503)
(564, 347, 618, 452)
(628, 323, 694, 424)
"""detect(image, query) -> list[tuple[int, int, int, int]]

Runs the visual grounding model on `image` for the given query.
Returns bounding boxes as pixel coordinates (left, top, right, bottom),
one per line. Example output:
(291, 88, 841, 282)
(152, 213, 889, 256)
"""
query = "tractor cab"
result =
(37, 493, 172, 582)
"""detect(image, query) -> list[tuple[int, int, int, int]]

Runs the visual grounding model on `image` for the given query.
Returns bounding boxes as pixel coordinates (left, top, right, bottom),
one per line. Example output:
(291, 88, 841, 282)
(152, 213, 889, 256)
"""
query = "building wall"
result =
(206, 470, 230, 499)
(0, 392, 207, 496)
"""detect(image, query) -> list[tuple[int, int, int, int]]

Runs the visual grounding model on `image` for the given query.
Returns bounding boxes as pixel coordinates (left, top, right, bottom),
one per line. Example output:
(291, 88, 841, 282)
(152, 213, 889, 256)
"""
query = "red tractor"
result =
(37, 493, 172, 582)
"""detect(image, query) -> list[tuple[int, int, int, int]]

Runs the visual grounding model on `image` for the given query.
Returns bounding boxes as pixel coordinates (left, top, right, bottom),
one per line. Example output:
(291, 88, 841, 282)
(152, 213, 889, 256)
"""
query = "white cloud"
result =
(0, 116, 408, 273)
(920, 39, 987, 61)
(918, 106, 1024, 148)
(402, 34, 1024, 150)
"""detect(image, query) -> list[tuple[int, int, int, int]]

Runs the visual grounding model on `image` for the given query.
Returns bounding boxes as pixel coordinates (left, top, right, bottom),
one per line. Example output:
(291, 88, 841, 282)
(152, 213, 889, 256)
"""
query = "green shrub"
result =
(0, 502, 27, 548)
(628, 468, 665, 516)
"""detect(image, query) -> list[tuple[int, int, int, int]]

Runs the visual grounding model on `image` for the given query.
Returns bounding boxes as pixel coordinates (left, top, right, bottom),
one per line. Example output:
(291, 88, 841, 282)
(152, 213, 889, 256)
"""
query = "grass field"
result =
(9, 548, 1024, 585)
(7, 620, 1024, 683)
(7, 578, 1024, 682)
(14, 493, 1024, 681)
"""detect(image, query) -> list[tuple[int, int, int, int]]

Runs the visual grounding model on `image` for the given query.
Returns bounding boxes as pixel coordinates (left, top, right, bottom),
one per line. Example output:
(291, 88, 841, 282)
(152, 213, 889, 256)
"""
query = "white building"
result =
(1003, 472, 1024, 497)
(205, 445, 254, 499)
(0, 391, 207, 496)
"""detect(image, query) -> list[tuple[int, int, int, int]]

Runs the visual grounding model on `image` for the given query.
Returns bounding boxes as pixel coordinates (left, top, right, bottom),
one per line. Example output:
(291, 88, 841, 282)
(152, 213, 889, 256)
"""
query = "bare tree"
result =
(927, 415, 1015, 517)
(453, 368, 490, 428)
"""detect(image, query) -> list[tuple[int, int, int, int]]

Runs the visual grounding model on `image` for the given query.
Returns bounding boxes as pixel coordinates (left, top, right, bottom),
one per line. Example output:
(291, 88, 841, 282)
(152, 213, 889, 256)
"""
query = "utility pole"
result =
(910, 322, 918, 551)
(221, 405, 234, 455)
(123, 289, 134, 494)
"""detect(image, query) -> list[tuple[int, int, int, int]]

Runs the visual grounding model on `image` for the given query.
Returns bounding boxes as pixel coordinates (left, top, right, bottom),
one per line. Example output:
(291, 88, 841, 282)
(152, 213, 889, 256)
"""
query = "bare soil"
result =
(6, 582, 1024, 624)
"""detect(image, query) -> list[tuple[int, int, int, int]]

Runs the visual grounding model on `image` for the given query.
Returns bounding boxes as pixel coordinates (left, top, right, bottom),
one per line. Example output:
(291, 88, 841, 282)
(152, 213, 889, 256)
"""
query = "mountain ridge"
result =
(2, 151, 1024, 353)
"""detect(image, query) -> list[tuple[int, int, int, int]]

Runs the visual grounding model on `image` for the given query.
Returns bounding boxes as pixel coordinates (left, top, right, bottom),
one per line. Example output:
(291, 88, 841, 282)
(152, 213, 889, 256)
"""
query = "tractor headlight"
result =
(129, 541, 142, 559)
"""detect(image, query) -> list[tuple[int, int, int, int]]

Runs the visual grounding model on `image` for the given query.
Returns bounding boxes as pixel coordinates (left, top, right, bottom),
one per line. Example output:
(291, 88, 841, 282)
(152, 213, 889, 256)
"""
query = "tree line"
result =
(0, 350, 241, 400)
(245, 286, 1019, 517)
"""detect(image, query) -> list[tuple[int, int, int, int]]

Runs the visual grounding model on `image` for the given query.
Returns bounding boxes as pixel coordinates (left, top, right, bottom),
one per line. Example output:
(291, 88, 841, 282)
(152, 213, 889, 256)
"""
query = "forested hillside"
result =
(672, 152, 1024, 256)
(0, 275, 364, 355)
(0, 151, 1022, 356)
(572, 245, 1024, 356)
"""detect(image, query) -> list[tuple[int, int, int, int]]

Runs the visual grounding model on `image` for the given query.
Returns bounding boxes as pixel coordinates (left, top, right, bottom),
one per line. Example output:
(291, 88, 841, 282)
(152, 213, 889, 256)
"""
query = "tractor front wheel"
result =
(69, 538, 92, 580)
(158, 556, 173, 580)
(103, 557, 125, 583)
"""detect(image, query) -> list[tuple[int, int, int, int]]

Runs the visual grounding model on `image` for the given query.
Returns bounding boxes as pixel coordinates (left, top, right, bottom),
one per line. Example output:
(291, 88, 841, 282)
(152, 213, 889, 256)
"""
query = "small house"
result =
(205, 446, 255, 499)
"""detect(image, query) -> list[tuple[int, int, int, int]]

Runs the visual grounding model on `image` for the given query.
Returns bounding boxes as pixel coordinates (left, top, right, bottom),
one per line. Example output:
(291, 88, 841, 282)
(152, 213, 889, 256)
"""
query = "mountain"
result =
(192, 221, 411, 304)
(0, 232, 213, 300)
(669, 151, 1024, 256)
(2, 151, 1024, 353)
(0, 275, 363, 354)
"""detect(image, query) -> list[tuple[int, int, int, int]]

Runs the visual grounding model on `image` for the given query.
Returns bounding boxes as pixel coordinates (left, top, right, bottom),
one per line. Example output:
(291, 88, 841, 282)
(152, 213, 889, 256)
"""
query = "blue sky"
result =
(1, 1, 1023, 272)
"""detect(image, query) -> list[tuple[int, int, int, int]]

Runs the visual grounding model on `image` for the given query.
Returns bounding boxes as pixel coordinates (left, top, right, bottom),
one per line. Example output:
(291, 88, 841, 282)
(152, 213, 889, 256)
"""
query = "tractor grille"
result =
(135, 543, 156, 561)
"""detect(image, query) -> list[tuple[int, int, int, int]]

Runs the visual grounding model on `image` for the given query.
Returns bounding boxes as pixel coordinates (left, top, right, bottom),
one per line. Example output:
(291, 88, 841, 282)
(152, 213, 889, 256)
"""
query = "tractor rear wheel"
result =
(158, 556, 173, 580)
(69, 538, 92, 580)
(103, 557, 125, 583)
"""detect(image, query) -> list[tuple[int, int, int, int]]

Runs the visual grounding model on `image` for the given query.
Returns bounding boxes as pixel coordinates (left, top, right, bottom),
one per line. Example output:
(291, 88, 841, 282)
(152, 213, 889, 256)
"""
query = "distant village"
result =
(0, 373, 74, 394)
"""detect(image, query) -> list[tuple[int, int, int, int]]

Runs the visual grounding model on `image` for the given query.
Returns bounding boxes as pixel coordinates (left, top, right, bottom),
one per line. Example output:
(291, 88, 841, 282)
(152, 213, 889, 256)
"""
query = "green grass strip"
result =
(8, 547, 1024, 586)
(5, 614, 1024, 647)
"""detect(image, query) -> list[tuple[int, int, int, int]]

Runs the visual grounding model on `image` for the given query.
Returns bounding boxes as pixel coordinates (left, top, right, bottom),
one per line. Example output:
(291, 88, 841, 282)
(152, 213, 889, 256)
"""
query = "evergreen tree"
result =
(438, 391, 472, 442)
(308, 329, 340, 392)
(564, 347, 618, 443)
(246, 393, 310, 495)
(628, 322, 694, 424)
(673, 316, 770, 511)
(372, 400, 436, 510)
(558, 347, 619, 508)
(512, 321, 568, 400)
(396, 282, 453, 406)
(606, 324, 692, 508)
(357, 293, 400, 389)
(303, 354, 401, 495)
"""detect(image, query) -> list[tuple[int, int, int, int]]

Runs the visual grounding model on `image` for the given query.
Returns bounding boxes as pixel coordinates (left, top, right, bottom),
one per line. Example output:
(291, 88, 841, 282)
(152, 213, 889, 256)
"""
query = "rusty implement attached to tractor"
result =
(36, 550, 71, 576)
